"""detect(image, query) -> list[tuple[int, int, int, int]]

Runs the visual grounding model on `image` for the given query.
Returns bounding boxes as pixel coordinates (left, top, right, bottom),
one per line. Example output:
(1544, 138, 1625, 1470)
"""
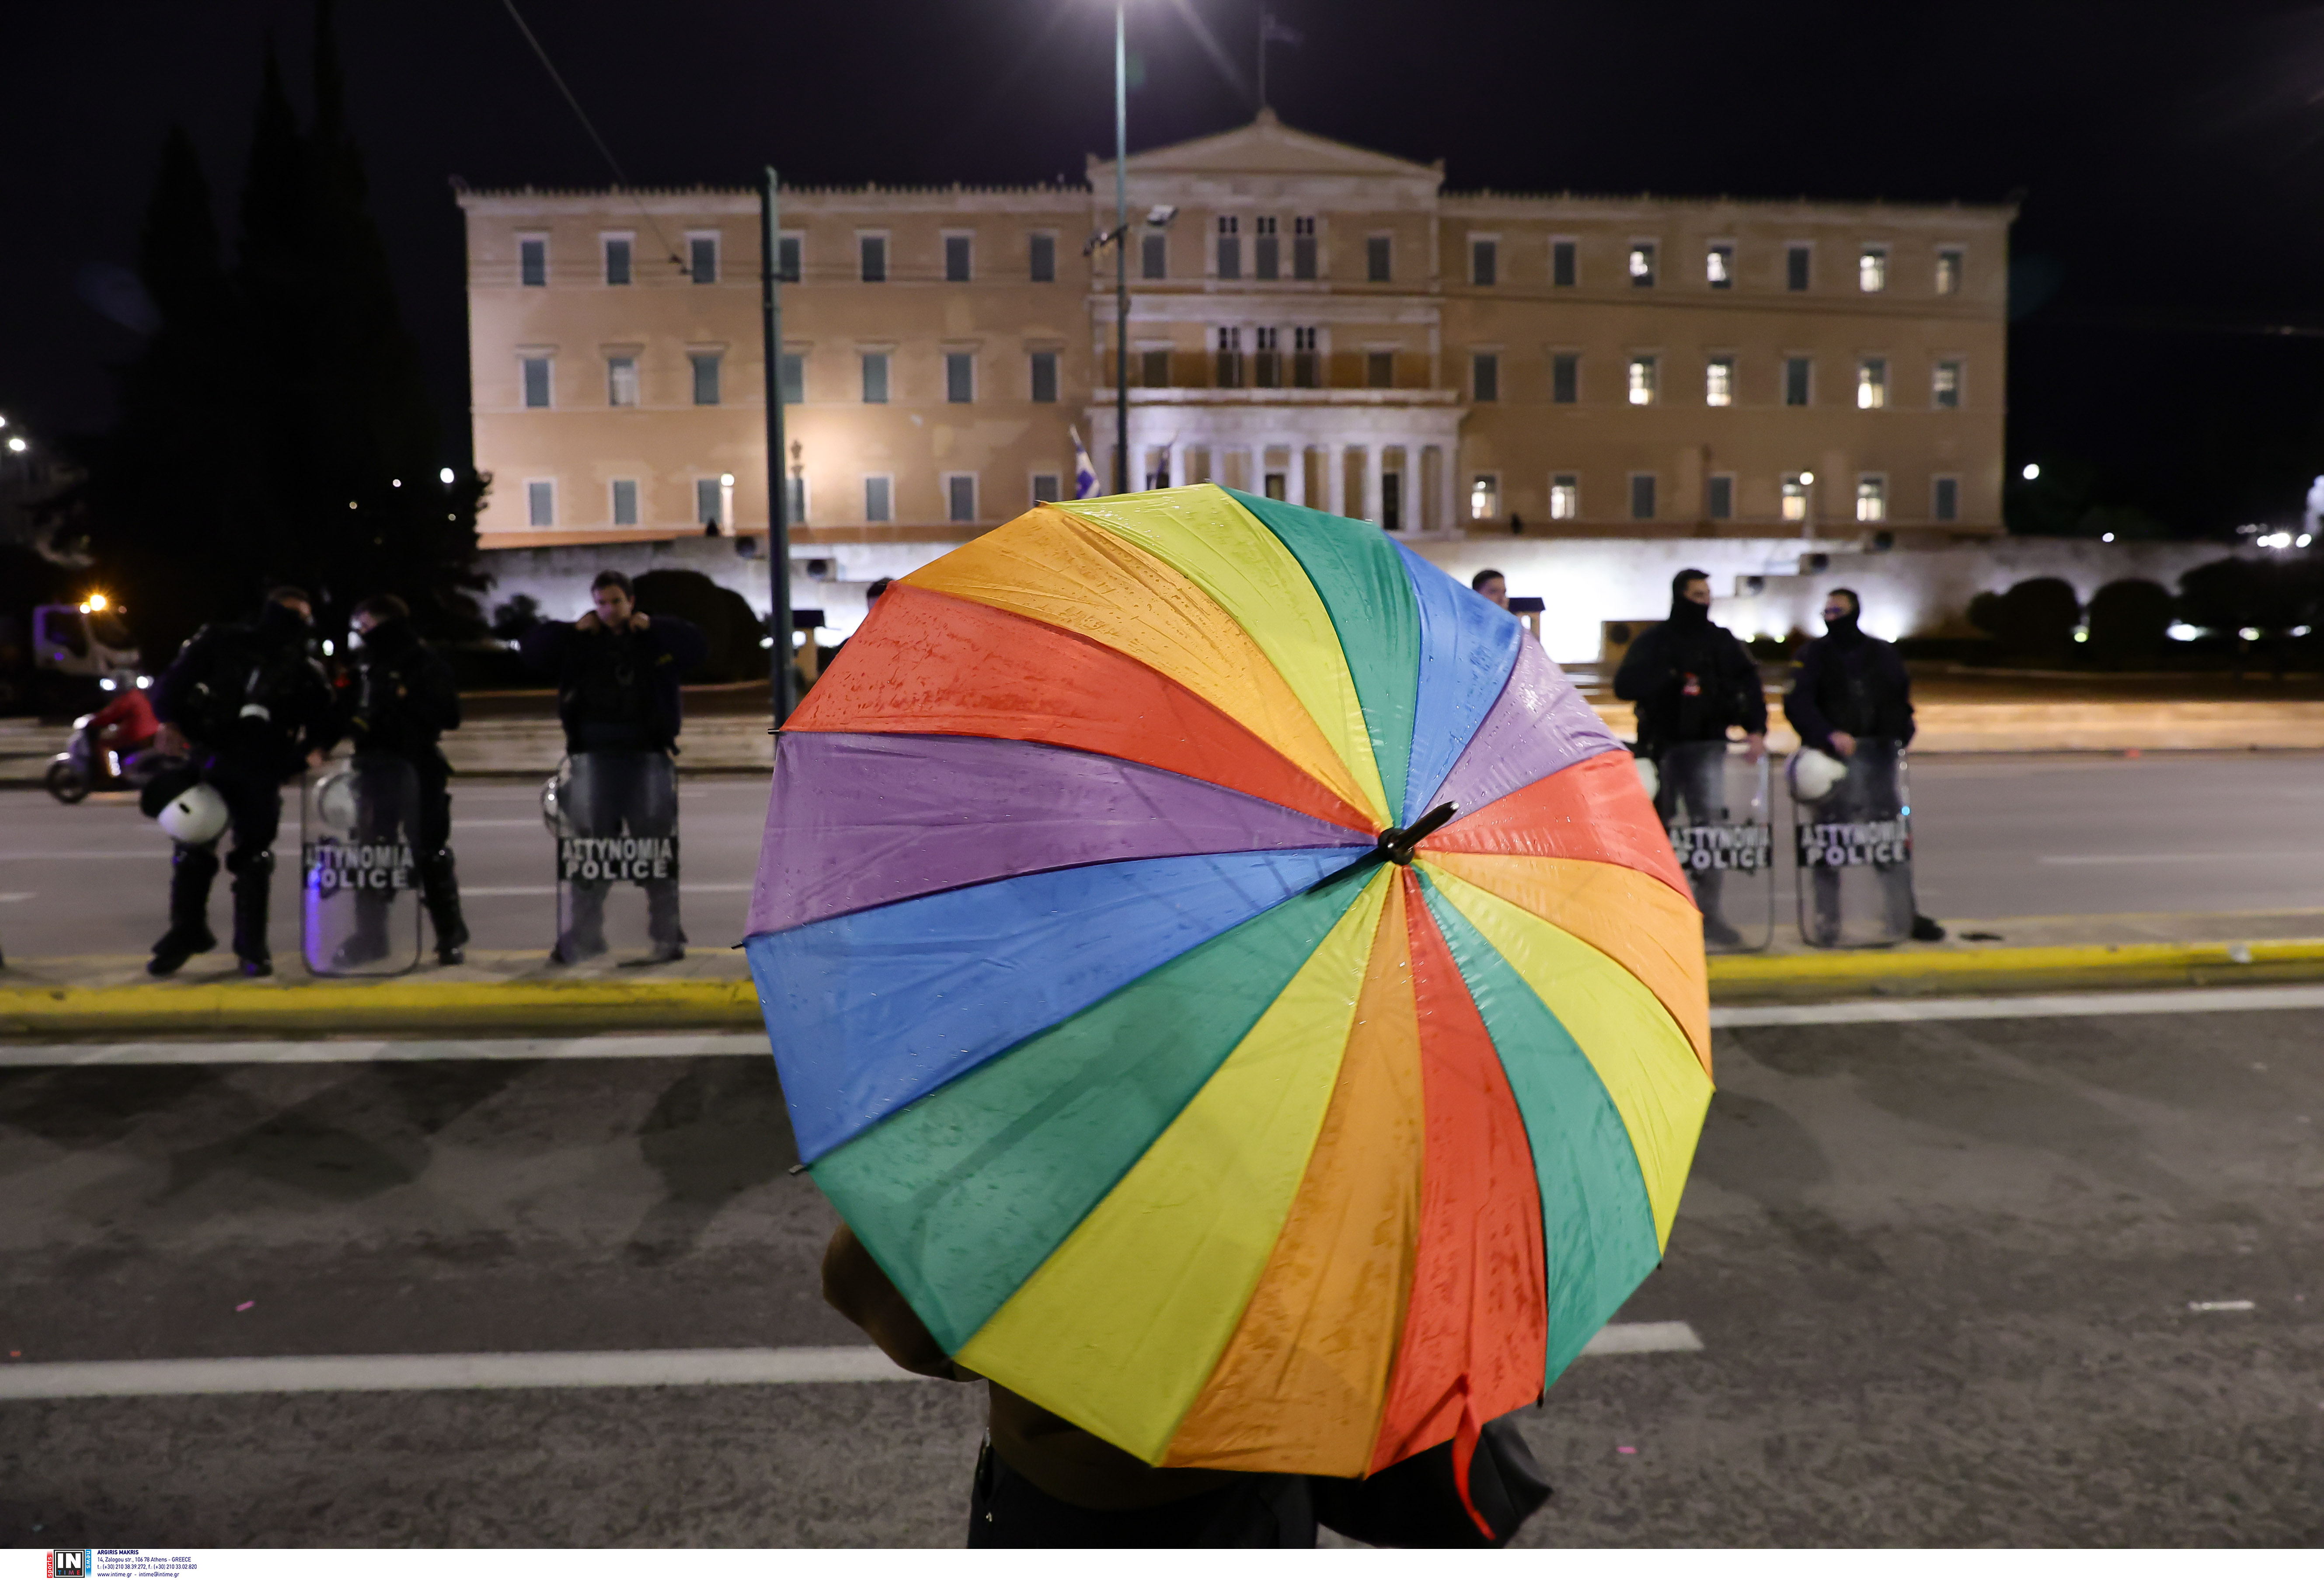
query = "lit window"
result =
(526, 479, 554, 526)
(519, 236, 547, 287)
(607, 356, 638, 408)
(1216, 215, 1242, 280)
(690, 351, 721, 407)
(1786, 244, 1811, 291)
(1254, 216, 1280, 281)
(1935, 248, 1963, 296)
(1472, 237, 1498, 286)
(521, 356, 551, 409)
(1782, 473, 1810, 522)
(1859, 247, 1887, 293)
(1707, 244, 1733, 288)
(1628, 243, 1657, 287)
(861, 352, 889, 404)
(1933, 359, 1962, 409)
(864, 476, 892, 523)
(947, 474, 978, 523)
(1856, 477, 1887, 522)
(859, 235, 887, 283)
(1705, 355, 1734, 407)
(1933, 477, 1959, 522)
(1470, 475, 1500, 520)
(1549, 475, 1578, 520)
(689, 234, 719, 285)
(1030, 351, 1059, 404)
(1472, 351, 1499, 403)
(1857, 358, 1888, 410)
(1627, 355, 1657, 406)
(1707, 475, 1734, 520)
(611, 478, 638, 526)
(603, 237, 631, 286)
(945, 235, 972, 282)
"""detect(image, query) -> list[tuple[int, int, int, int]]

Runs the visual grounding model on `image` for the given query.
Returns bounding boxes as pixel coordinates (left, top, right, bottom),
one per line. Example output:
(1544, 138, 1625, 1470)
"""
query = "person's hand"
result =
(154, 722, 189, 756)
(1829, 730, 1857, 758)
(1742, 731, 1766, 764)
(628, 610, 651, 631)
(576, 611, 603, 633)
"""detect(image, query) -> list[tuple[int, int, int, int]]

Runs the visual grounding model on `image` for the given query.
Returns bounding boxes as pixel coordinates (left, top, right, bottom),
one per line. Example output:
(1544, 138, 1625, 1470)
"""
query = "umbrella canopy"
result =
(746, 484, 1712, 1481)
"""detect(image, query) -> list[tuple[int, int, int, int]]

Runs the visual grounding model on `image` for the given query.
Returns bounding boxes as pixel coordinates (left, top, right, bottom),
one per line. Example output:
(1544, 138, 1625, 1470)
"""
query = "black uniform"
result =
(148, 600, 334, 975)
(1613, 585, 1768, 944)
(326, 615, 468, 964)
(1784, 611, 1922, 944)
(518, 613, 708, 963)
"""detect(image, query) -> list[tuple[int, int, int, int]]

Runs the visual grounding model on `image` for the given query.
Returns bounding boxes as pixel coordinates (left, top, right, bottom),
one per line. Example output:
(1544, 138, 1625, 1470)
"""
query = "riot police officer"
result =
(518, 570, 707, 964)
(326, 594, 469, 964)
(1614, 568, 1768, 948)
(148, 587, 334, 977)
(1784, 588, 1945, 943)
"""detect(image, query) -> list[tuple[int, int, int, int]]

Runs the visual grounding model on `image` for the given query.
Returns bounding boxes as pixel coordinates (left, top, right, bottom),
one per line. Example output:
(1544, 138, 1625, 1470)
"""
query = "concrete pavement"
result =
(1, 992, 2316, 1545)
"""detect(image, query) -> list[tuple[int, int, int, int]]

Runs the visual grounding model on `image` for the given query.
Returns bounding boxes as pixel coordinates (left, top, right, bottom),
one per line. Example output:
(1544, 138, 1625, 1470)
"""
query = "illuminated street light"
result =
(2022, 463, 2040, 481)
(1798, 470, 1814, 485)
(439, 466, 456, 485)
(720, 472, 735, 487)
(6, 436, 24, 454)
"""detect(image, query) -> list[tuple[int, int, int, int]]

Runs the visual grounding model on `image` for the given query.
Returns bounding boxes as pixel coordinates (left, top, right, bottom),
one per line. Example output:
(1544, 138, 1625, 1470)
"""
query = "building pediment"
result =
(1089, 109, 1442, 191)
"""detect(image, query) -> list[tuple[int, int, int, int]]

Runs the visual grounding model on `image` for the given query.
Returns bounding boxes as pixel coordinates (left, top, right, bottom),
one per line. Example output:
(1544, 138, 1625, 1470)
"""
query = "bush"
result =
(1965, 590, 2003, 635)
(2178, 556, 2313, 636)
(2085, 579, 2172, 668)
(490, 593, 545, 642)
(1993, 577, 2081, 663)
(633, 569, 764, 682)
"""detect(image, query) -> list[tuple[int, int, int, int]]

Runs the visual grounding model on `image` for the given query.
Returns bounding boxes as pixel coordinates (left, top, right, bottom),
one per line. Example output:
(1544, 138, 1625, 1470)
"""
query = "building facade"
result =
(460, 113, 2012, 632)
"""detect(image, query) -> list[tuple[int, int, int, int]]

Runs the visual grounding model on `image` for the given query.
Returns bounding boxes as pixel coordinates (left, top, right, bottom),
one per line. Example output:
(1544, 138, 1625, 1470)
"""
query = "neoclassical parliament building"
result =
(461, 111, 2011, 581)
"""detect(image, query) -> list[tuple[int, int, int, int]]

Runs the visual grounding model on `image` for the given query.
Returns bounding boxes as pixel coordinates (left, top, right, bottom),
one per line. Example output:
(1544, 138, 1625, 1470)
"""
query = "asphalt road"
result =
(1, 996, 2317, 1546)
(3, 751, 2324, 964)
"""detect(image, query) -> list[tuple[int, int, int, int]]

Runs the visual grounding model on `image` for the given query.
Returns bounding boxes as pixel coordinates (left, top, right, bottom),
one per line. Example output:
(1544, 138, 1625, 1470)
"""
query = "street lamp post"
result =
(1112, 0, 1129, 495)
(760, 165, 794, 723)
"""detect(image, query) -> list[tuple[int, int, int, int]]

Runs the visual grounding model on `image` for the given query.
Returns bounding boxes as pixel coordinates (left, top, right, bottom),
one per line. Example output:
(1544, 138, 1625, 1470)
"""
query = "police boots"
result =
(420, 848, 470, 966)
(148, 844, 221, 977)
(227, 845, 275, 977)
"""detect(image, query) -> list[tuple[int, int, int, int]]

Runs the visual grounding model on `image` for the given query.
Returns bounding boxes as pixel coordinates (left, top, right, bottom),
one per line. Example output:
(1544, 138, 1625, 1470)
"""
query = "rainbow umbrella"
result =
(746, 484, 1712, 1490)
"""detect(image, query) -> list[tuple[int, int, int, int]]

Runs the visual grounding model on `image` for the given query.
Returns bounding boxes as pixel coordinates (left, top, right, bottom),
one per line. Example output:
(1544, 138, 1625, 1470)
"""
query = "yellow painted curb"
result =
(1707, 937, 2324, 1001)
(0, 976, 763, 1037)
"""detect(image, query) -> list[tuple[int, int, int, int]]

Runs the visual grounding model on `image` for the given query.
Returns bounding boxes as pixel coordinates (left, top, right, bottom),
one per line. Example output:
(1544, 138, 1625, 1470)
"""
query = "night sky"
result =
(9, 0, 2324, 534)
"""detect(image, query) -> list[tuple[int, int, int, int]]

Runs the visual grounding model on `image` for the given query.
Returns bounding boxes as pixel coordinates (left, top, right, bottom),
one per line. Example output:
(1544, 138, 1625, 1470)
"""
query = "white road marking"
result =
(0, 1326, 1706, 1400)
(450, 819, 552, 828)
(1713, 983, 2324, 1028)
(2038, 852, 2294, 866)
(462, 883, 755, 897)
(2188, 1300, 2255, 1312)
(0, 1033, 767, 1068)
(0, 891, 33, 903)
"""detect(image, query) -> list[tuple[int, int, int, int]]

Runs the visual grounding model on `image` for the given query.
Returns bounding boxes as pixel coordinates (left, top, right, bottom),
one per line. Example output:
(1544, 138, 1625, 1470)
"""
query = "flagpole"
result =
(1113, 0, 1129, 496)
(1258, 8, 1266, 110)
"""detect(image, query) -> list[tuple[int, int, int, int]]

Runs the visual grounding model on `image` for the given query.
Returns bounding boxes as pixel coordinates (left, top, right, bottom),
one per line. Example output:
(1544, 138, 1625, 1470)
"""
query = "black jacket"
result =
(1613, 612, 1768, 751)
(328, 617, 460, 769)
(152, 606, 334, 778)
(1784, 626, 1916, 755)
(519, 613, 709, 755)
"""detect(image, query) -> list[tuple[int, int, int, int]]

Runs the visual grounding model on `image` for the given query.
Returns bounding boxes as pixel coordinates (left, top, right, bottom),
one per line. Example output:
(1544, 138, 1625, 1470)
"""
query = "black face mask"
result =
(1667, 590, 1712, 626)
(255, 600, 312, 647)
(1824, 608, 1864, 644)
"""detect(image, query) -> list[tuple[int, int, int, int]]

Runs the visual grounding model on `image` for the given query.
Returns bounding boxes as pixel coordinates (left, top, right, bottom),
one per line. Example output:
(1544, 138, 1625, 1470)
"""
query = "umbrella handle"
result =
(1376, 801, 1458, 867)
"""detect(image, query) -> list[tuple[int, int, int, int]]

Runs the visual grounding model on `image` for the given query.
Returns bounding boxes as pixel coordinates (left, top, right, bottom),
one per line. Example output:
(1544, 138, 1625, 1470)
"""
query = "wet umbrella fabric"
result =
(745, 484, 1713, 1492)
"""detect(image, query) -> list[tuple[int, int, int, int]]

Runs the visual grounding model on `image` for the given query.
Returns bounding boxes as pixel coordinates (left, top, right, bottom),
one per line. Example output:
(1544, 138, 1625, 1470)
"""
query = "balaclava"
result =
(1666, 568, 1712, 627)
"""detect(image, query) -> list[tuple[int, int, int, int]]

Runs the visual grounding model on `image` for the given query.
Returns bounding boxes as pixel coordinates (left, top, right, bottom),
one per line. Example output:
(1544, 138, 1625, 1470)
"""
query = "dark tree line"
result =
(53, 0, 483, 665)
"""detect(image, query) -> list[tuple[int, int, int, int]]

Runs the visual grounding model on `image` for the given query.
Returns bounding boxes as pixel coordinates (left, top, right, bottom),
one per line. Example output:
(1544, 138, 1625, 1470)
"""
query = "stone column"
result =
(1286, 442, 1307, 506)
(1438, 441, 1459, 535)
(1167, 438, 1188, 489)
(1364, 443, 1385, 526)
(1325, 441, 1346, 517)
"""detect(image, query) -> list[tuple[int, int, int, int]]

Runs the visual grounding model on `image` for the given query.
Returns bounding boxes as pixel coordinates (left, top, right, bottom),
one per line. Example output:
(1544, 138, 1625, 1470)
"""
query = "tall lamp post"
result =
(760, 165, 794, 722)
(1112, 0, 1129, 494)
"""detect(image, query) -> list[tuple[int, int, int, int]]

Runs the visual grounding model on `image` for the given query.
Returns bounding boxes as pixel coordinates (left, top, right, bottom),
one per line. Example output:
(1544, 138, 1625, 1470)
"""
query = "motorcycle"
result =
(45, 715, 186, 804)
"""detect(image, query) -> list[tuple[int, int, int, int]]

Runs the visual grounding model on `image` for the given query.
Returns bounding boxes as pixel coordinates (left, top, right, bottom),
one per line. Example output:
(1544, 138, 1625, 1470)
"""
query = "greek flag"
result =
(1070, 426, 1101, 499)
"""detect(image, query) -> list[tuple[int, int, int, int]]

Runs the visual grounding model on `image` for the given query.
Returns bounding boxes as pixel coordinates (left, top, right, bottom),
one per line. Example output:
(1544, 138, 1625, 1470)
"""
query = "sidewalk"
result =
(6, 911, 2321, 1037)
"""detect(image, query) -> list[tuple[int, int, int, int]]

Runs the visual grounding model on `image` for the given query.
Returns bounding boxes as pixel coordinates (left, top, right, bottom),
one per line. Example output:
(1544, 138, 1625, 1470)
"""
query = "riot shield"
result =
(1655, 740, 1775, 953)
(1792, 738, 1915, 948)
(301, 755, 424, 976)
(550, 751, 683, 966)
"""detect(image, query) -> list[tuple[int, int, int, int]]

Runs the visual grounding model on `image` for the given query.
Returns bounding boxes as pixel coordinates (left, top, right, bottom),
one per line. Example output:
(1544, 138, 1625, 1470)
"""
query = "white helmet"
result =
(313, 770, 361, 832)
(157, 782, 230, 846)
(1633, 754, 1660, 801)
(1787, 747, 1847, 803)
